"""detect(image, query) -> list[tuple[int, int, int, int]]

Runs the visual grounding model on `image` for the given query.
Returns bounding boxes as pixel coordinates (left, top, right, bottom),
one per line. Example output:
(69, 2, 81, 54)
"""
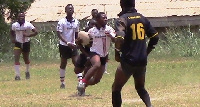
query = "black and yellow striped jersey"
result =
(115, 12, 159, 66)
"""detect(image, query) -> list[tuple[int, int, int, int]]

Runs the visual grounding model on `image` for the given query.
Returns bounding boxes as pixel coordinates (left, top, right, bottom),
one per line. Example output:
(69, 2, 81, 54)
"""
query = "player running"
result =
(56, 4, 80, 89)
(77, 12, 116, 96)
(74, 19, 96, 90)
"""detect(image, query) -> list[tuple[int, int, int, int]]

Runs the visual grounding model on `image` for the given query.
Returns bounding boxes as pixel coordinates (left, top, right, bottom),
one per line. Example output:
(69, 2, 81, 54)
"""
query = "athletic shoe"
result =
(77, 82, 86, 96)
(15, 76, 21, 80)
(60, 83, 65, 89)
(25, 72, 30, 79)
(78, 89, 85, 96)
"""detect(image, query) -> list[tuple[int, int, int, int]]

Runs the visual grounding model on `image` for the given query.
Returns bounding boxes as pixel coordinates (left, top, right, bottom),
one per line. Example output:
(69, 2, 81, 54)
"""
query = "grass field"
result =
(0, 57, 200, 107)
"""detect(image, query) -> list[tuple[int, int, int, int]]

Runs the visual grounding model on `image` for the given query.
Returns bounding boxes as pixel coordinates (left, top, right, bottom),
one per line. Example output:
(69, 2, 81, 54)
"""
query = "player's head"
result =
(17, 12, 25, 24)
(96, 12, 107, 27)
(118, 0, 136, 16)
(91, 9, 98, 19)
(65, 4, 74, 16)
(120, 0, 135, 8)
(88, 19, 96, 28)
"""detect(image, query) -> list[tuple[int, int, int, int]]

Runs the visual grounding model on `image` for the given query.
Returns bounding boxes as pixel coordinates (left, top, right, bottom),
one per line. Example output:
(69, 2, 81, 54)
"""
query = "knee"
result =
(136, 87, 147, 95)
(92, 63, 101, 69)
(93, 78, 101, 84)
(74, 67, 83, 74)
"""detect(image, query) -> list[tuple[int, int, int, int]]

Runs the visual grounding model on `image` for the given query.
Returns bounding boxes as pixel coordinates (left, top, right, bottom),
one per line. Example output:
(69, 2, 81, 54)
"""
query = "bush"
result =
(30, 31, 59, 60)
(155, 26, 200, 57)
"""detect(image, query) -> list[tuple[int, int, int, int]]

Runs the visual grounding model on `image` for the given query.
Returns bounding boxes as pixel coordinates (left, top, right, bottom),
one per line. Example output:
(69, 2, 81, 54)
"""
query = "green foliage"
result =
(1, 0, 35, 21)
(155, 26, 200, 57)
(1, 18, 200, 62)
(30, 31, 59, 60)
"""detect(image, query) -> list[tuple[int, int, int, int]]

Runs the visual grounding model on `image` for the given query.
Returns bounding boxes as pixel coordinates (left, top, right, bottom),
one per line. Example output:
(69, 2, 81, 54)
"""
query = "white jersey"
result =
(88, 25, 116, 57)
(11, 21, 35, 43)
(57, 17, 79, 46)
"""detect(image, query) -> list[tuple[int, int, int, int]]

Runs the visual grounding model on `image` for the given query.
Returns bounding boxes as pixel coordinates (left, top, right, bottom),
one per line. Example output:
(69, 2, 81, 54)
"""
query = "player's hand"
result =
(105, 32, 112, 38)
(115, 38, 124, 52)
(85, 57, 91, 67)
(115, 50, 121, 62)
(23, 32, 29, 37)
(75, 38, 83, 45)
(147, 46, 155, 56)
(67, 42, 77, 49)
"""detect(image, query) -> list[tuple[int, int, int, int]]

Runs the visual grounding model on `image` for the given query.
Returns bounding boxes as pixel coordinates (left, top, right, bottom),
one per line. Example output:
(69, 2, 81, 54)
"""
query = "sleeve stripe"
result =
(115, 36, 124, 39)
(149, 32, 158, 38)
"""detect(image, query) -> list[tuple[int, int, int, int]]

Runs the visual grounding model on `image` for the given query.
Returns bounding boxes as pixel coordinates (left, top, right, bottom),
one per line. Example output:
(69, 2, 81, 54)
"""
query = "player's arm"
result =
(24, 23, 38, 37)
(10, 24, 16, 43)
(28, 28, 38, 37)
(114, 17, 126, 62)
(75, 32, 78, 39)
(114, 17, 126, 50)
(146, 19, 159, 55)
(75, 37, 89, 56)
(105, 27, 116, 42)
(79, 45, 90, 57)
(147, 34, 159, 55)
(10, 29, 16, 43)
(81, 15, 91, 20)
(56, 21, 68, 44)
(25, 28, 38, 37)
(57, 31, 68, 44)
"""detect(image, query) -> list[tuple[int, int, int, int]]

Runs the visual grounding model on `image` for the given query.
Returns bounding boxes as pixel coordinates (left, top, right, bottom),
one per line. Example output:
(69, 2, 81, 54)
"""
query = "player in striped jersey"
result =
(77, 12, 116, 96)
(10, 12, 38, 80)
(57, 4, 80, 89)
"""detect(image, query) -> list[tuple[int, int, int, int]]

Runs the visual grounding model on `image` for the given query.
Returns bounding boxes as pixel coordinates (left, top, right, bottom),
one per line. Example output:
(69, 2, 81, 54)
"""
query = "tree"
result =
(0, 0, 34, 22)
(0, 0, 35, 62)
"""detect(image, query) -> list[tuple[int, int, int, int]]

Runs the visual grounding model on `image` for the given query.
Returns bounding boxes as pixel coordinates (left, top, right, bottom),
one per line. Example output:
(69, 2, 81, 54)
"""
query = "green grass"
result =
(0, 57, 200, 107)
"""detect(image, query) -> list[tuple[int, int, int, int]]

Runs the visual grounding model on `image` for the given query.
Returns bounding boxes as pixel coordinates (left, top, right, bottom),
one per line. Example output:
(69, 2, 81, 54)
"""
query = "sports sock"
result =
(60, 69, 65, 83)
(81, 79, 87, 83)
(60, 77, 65, 84)
(112, 91, 122, 107)
(14, 64, 20, 76)
(77, 73, 83, 81)
(25, 64, 30, 72)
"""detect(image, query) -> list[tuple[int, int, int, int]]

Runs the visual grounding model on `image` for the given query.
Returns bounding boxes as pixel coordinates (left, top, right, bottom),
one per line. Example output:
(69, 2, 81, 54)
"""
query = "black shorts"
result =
(120, 59, 146, 77)
(75, 53, 88, 68)
(90, 52, 108, 65)
(59, 44, 78, 59)
(14, 42, 30, 53)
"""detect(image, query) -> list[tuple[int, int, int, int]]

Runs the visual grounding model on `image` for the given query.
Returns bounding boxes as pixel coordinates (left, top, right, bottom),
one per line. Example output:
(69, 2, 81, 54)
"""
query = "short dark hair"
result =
(65, 4, 73, 8)
(91, 9, 98, 12)
(120, 0, 135, 8)
(96, 12, 105, 19)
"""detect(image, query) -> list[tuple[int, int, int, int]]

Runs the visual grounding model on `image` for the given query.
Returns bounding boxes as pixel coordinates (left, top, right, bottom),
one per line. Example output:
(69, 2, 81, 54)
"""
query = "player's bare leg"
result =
(112, 64, 131, 107)
(134, 74, 152, 107)
(14, 48, 22, 80)
(82, 55, 101, 83)
(86, 65, 105, 85)
(77, 55, 101, 95)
